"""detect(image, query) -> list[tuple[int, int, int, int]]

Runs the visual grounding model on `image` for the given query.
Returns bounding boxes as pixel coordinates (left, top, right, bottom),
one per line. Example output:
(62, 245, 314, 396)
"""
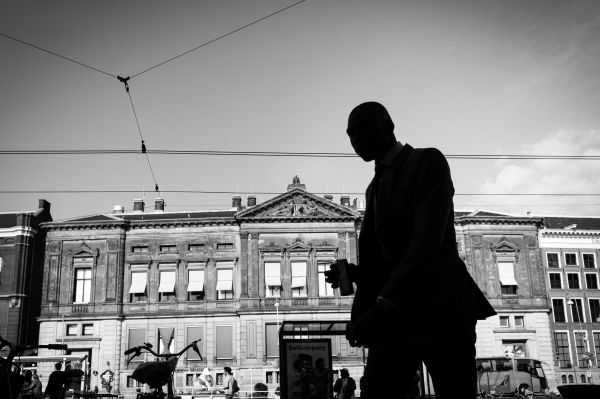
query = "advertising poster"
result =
(281, 339, 333, 399)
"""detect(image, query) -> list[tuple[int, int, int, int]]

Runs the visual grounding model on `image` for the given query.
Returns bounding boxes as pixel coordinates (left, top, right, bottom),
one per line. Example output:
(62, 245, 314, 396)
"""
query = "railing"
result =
(71, 304, 89, 313)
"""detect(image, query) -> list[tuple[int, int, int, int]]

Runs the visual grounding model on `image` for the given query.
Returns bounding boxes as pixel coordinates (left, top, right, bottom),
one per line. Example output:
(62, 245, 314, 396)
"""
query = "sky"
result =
(1, 0, 600, 220)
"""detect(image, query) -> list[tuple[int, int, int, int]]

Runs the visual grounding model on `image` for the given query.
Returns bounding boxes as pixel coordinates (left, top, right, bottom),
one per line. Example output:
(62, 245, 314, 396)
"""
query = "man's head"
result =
(346, 102, 397, 162)
(224, 366, 232, 375)
(340, 368, 350, 378)
(54, 362, 62, 371)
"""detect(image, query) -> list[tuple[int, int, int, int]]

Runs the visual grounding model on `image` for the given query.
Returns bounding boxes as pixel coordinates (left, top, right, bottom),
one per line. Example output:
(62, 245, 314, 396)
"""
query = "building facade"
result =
(37, 181, 556, 396)
(540, 216, 600, 386)
(0, 199, 52, 349)
(455, 211, 555, 384)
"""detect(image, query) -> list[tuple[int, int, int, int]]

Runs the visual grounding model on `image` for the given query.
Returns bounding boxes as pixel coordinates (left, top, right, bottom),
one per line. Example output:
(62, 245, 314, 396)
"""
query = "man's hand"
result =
(325, 260, 357, 295)
(346, 304, 385, 348)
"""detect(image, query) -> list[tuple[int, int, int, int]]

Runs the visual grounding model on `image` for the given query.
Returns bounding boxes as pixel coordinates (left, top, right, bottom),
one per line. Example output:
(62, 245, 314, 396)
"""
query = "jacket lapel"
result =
(374, 144, 413, 232)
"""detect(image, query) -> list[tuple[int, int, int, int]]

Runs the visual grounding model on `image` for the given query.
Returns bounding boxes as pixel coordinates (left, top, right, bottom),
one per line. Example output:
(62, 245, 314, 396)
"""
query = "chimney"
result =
(154, 198, 165, 212)
(340, 195, 350, 207)
(133, 199, 145, 212)
(38, 199, 51, 212)
(232, 195, 242, 210)
(352, 198, 358, 209)
(247, 195, 257, 207)
(324, 194, 334, 201)
(113, 205, 125, 214)
(357, 199, 366, 211)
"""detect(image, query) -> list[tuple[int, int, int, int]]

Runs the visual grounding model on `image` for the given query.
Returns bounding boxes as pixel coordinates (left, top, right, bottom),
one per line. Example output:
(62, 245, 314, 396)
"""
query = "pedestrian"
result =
(333, 369, 355, 399)
(31, 370, 43, 399)
(43, 363, 63, 399)
(252, 382, 269, 399)
(329, 102, 496, 398)
(20, 370, 35, 399)
(223, 366, 239, 399)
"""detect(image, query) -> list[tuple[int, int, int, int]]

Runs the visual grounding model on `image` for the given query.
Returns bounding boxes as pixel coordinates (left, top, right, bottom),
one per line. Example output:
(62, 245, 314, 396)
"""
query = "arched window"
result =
(568, 375, 574, 383)
(580, 374, 586, 384)
(561, 375, 567, 384)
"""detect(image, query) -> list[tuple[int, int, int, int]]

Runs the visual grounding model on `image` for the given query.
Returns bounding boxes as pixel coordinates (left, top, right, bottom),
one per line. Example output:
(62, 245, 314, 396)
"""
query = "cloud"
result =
(481, 129, 600, 216)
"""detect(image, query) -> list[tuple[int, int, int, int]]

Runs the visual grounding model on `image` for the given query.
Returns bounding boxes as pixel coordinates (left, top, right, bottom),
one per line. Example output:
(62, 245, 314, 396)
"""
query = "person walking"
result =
(333, 369, 355, 399)
(222, 367, 239, 399)
(332, 101, 496, 399)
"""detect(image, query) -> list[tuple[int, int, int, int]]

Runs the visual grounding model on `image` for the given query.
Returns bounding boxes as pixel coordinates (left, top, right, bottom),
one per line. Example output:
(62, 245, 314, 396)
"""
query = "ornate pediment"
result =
(490, 238, 520, 253)
(69, 241, 99, 257)
(237, 188, 359, 222)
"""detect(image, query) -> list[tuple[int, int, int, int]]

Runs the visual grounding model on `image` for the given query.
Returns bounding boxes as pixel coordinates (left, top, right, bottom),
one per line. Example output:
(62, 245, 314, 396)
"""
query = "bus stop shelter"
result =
(278, 320, 434, 399)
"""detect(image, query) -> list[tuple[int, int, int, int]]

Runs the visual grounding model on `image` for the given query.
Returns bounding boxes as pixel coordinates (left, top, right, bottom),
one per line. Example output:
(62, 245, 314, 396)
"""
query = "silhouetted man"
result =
(338, 102, 495, 398)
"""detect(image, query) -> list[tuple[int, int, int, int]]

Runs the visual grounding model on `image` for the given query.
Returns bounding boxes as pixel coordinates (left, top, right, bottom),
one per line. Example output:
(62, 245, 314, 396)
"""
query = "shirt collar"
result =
(376, 141, 403, 170)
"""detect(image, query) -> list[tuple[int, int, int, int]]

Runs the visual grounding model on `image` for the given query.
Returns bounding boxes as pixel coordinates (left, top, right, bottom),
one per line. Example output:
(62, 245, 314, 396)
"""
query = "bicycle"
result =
(124, 338, 203, 399)
(0, 334, 69, 399)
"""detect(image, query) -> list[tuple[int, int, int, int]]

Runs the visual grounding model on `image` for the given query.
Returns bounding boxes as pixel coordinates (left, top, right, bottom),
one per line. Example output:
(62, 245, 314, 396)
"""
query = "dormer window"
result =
(131, 246, 148, 254)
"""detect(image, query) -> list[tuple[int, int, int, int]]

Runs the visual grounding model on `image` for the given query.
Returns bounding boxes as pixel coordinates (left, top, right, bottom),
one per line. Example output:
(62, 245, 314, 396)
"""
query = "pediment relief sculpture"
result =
(265, 195, 336, 218)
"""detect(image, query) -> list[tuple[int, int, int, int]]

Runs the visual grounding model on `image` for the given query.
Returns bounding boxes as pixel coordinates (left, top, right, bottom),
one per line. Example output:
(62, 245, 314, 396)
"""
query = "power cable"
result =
(117, 78, 161, 194)
(130, 0, 307, 79)
(0, 32, 116, 78)
(1, 149, 599, 160)
(1, 190, 600, 196)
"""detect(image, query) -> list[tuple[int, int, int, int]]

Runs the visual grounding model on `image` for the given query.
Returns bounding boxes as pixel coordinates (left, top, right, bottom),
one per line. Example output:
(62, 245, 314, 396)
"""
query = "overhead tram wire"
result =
(129, 0, 308, 79)
(0, 32, 116, 79)
(116, 77, 161, 195)
(1, 190, 599, 196)
(1, 149, 599, 160)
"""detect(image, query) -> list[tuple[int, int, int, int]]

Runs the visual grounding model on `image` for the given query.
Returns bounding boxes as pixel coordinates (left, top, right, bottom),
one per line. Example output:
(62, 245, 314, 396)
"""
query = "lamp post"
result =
(275, 301, 280, 343)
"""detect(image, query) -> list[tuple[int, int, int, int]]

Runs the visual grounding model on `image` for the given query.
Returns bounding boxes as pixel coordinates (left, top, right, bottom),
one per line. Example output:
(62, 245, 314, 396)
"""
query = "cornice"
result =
(237, 215, 358, 223)
(128, 218, 237, 229)
(455, 216, 543, 226)
(540, 229, 600, 238)
(42, 220, 129, 231)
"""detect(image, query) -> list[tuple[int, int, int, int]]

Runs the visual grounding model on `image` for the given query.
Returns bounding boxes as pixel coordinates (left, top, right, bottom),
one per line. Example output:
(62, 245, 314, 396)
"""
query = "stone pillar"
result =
(348, 232, 357, 264)
(337, 233, 347, 260)
(249, 234, 259, 297)
(240, 233, 249, 298)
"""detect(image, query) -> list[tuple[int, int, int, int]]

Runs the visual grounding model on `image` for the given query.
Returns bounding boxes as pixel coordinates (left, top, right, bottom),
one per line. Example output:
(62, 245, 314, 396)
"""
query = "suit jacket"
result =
(352, 144, 495, 327)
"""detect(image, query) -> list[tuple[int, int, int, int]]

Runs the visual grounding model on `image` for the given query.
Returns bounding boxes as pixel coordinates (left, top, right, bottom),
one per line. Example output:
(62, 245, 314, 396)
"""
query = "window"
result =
(583, 254, 596, 269)
(187, 268, 205, 300)
(498, 262, 518, 295)
(266, 371, 280, 384)
(567, 273, 580, 289)
(129, 271, 148, 302)
(217, 243, 234, 250)
(318, 262, 335, 297)
(73, 267, 92, 303)
(127, 376, 141, 388)
(265, 324, 279, 358)
(585, 273, 598, 289)
(160, 244, 177, 253)
(131, 245, 148, 254)
(574, 331, 588, 368)
(158, 327, 175, 354)
(514, 316, 524, 328)
(216, 267, 234, 299)
(186, 326, 204, 360)
(555, 332, 571, 368)
(594, 332, 600, 367)
(66, 324, 78, 336)
(589, 299, 600, 323)
(265, 262, 281, 297)
(127, 328, 146, 362)
(568, 375, 574, 383)
(552, 299, 566, 323)
(158, 268, 176, 302)
(547, 253, 560, 268)
(549, 273, 562, 289)
(291, 261, 307, 297)
(0, 257, 3, 284)
(188, 243, 205, 251)
(561, 375, 567, 384)
(216, 325, 233, 359)
(499, 316, 510, 327)
(570, 298, 585, 323)
(503, 341, 526, 358)
(82, 324, 93, 336)
(565, 253, 578, 266)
